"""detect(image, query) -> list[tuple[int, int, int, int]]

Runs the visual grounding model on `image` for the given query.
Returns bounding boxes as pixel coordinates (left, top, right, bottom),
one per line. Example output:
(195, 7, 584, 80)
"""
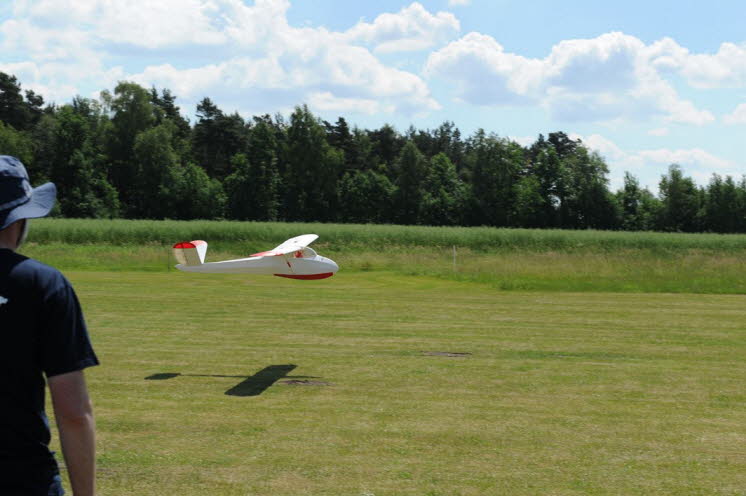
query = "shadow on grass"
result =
(145, 365, 318, 396)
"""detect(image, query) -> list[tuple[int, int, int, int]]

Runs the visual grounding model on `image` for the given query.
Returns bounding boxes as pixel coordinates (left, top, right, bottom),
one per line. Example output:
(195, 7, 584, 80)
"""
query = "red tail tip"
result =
(173, 240, 206, 249)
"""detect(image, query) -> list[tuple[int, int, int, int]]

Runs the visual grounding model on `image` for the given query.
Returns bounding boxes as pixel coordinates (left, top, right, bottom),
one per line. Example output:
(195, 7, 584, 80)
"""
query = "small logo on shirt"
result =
(0, 296, 8, 306)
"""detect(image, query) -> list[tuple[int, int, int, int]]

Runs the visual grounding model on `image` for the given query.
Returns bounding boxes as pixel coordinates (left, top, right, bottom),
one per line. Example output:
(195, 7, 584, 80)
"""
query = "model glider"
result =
(172, 234, 338, 280)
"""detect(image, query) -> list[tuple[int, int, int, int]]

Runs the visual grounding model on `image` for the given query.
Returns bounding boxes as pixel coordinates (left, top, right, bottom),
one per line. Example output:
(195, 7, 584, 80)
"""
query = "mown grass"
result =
(28, 221, 745, 493)
(20, 216, 746, 293)
(49, 270, 746, 495)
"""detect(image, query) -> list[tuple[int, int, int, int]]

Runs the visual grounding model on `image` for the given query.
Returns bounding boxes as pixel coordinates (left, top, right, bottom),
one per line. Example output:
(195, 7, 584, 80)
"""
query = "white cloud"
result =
(573, 133, 627, 162)
(648, 38, 746, 89)
(637, 148, 733, 170)
(8, 0, 229, 49)
(724, 103, 746, 125)
(508, 135, 535, 147)
(130, 43, 441, 116)
(1, 0, 441, 116)
(575, 133, 741, 190)
(308, 92, 393, 115)
(341, 2, 459, 53)
(424, 32, 543, 105)
(425, 31, 714, 125)
(448, 0, 471, 6)
(5, 0, 741, 128)
(637, 148, 738, 186)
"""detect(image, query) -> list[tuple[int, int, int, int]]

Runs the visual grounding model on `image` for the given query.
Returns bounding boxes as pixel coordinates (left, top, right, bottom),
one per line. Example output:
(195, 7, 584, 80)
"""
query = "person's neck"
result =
(0, 228, 19, 251)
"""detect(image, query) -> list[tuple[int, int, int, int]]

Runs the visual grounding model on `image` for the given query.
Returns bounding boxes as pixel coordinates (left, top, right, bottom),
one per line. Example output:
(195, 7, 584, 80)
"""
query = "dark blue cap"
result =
(0, 155, 57, 230)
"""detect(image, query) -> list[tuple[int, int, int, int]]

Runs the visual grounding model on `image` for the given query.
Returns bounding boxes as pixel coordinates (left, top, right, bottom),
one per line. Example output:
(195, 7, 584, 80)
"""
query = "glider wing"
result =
(250, 234, 319, 257)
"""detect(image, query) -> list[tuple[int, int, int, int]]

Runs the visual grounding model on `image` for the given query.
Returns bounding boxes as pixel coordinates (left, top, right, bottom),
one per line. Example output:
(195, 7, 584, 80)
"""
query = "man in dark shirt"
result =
(0, 155, 98, 496)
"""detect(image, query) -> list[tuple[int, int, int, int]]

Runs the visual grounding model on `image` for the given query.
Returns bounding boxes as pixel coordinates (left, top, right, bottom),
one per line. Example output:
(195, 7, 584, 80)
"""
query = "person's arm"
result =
(48, 370, 96, 496)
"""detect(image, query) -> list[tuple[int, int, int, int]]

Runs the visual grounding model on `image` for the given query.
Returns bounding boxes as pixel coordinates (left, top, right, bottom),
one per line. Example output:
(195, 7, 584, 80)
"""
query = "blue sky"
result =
(2, 0, 746, 191)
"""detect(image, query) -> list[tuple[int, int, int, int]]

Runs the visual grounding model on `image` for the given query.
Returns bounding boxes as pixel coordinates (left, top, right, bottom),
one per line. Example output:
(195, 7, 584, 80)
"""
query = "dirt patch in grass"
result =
(422, 351, 472, 357)
(279, 380, 332, 386)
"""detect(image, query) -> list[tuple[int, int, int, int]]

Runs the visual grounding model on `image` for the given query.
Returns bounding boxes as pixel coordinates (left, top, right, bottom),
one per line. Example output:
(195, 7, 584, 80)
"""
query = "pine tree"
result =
(421, 153, 465, 226)
(393, 141, 426, 224)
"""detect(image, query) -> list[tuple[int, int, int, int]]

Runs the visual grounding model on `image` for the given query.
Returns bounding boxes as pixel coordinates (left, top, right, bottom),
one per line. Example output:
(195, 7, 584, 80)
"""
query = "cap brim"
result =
(0, 182, 57, 230)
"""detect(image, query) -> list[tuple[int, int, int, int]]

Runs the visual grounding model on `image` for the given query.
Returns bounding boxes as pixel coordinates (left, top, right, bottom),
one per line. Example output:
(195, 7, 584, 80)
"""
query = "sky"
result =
(2, 0, 746, 191)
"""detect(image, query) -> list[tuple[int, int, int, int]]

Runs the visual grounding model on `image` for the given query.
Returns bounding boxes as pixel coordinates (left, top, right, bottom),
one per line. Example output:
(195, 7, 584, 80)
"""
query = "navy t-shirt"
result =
(0, 248, 99, 485)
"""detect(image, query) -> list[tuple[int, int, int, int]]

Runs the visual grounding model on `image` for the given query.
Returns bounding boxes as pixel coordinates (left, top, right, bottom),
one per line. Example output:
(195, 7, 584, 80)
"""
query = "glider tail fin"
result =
(173, 240, 208, 266)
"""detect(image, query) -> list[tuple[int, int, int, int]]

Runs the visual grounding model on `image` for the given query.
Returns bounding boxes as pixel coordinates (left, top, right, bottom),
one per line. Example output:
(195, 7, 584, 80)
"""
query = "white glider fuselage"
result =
(176, 253, 338, 278)
(172, 234, 338, 280)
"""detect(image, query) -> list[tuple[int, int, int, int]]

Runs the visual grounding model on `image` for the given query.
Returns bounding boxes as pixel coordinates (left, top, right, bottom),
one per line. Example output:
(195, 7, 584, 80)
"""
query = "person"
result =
(0, 155, 99, 496)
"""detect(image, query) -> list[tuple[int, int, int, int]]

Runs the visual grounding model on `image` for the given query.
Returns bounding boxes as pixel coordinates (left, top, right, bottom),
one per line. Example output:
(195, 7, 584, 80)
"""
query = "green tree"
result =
(432, 121, 465, 170)
(737, 177, 746, 233)
(0, 72, 32, 131)
(325, 117, 355, 170)
(702, 174, 741, 233)
(561, 148, 618, 229)
(393, 141, 427, 224)
(169, 162, 226, 220)
(347, 128, 377, 172)
(512, 175, 545, 228)
(617, 172, 645, 230)
(368, 124, 404, 175)
(24, 89, 45, 129)
(0, 120, 33, 165)
(150, 88, 191, 140)
(105, 82, 157, 206)
(638, 189, 662, 231)
(421, 153, 465, 226)
(49, 105, 119, 217)
(529, 142, 565, 227)
(224, 146, 280, 222)
(657, 164, 701, 232)
(283, 105, 342, 222)
(529, 132, 611, 228)
(191, 97, 249, 179)
(131, 124, 181, 218)
(28, 113, 59, 183)
(224, 119, 283, 221)
(224, 154, 253, 220)
(338, 169, 395, 224)
(60, 150, 120, 218)
(466, 131, 524, 226)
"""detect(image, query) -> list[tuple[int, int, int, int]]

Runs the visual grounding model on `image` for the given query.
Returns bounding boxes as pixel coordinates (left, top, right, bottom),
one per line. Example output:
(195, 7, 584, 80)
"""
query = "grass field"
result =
(23, 220, 746, 494)
(44, 270, 745, 495)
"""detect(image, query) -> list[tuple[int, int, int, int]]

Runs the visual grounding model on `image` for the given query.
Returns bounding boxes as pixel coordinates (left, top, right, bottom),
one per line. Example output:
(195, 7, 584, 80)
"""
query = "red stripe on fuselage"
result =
(273, 273, 334, 280)
(251, 250, 281, 257)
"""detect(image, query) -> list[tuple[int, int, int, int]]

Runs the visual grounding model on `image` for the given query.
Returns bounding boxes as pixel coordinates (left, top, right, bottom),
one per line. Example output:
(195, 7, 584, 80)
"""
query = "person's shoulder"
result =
(8, 253, 69, 293)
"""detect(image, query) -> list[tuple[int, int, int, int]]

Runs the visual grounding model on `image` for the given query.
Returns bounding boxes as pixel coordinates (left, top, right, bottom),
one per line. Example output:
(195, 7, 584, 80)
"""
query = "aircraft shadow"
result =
(145, 365, 318, 397)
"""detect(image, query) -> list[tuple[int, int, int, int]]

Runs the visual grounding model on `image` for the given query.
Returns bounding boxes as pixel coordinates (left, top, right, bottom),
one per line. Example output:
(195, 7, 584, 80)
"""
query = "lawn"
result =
(49, 269, 746, 495)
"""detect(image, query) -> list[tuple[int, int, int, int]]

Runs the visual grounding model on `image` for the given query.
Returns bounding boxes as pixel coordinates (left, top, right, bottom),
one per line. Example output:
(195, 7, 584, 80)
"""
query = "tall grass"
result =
(29, 218, 746, 253)
(23, 218, 746, 293)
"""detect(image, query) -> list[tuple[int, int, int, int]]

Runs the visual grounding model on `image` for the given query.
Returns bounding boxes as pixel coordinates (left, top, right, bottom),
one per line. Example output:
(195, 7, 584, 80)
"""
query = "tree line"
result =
(1, 72, 745, 233)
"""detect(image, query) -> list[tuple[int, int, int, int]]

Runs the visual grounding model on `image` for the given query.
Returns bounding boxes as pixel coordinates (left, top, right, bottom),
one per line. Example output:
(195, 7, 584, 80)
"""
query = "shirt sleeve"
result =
(39, 277, 99, 378)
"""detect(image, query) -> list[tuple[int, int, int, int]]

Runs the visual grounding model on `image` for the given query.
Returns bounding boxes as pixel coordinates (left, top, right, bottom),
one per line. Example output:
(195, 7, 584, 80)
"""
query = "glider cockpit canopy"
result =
(250, 234, 319, 259)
